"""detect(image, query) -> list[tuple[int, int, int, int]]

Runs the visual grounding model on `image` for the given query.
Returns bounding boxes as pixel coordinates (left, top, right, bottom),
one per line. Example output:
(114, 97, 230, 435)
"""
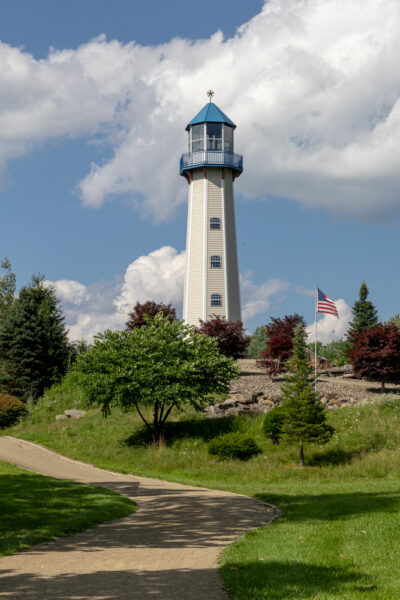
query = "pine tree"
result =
(0, 276, 69, 400)
(346, 282, 378, 344)
(280, 323, 334, 466)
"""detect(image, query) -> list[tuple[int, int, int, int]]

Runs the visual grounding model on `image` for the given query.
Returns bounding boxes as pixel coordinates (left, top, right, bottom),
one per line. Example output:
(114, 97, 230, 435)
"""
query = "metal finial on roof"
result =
(206, 89, 215, 102)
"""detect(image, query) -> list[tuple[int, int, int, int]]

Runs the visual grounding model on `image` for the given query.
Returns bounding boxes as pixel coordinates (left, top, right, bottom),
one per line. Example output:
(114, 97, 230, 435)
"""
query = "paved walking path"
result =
(0, 437, 280, 600)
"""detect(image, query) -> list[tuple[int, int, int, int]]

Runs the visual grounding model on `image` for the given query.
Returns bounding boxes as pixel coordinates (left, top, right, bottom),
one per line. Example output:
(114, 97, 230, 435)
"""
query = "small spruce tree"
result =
(0, 276, 69, 400)
(280, 323, 334, 466)
(346, 282, 378, 344)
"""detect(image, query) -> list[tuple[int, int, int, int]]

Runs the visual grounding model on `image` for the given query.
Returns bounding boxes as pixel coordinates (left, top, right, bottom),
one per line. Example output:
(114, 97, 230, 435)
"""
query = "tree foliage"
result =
(258, 314, 305, 375)
(280, 323, 334, 465)
(0, 258, 16, 328)
(195, 315, 249, 359)
(349, 324, 400, 391)
(74, 313, 239, 442)
(0, 276, 69, 400)
(126, 300, 176, 330)
(387, 314, 400, 329)
(247, 325, 267, 359)
(347, 282, 378, 344)
(308, 339, 351, 367)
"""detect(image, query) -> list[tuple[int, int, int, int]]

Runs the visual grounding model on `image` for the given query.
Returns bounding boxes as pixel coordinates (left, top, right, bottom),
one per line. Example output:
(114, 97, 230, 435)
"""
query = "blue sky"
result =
(1, 0, 399, 340)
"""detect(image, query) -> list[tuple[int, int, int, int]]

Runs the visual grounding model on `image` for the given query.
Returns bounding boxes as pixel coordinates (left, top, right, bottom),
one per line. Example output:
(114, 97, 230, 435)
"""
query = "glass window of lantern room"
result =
(207, 123, 222, 151)
(224, 125, 233, 152)
(191, 124, 204, 152)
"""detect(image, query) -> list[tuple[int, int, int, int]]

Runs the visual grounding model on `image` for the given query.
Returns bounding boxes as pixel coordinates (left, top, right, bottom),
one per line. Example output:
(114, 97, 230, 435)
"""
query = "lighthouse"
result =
(180, 92, 243, 327)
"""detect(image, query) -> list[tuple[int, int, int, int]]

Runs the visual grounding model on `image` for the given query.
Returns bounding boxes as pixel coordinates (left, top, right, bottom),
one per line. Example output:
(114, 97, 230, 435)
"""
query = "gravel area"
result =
(231, 360, 400, 410)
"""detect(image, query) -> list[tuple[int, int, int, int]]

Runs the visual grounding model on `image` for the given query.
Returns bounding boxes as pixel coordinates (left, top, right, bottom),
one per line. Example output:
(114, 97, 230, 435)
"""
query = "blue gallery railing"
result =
(180, 151, 243, 175)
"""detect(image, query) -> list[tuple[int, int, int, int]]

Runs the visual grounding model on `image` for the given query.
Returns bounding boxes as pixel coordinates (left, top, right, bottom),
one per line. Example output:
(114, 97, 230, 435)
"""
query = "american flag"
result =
(317, 287, 339, 318)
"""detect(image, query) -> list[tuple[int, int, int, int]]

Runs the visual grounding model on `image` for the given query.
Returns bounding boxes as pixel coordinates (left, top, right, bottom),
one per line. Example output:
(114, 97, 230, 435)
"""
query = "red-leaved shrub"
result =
(0, 393, 27, 428)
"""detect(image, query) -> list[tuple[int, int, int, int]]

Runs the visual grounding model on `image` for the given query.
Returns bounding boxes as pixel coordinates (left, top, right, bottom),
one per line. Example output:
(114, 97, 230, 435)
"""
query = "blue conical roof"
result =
(186, 102, 236, 131)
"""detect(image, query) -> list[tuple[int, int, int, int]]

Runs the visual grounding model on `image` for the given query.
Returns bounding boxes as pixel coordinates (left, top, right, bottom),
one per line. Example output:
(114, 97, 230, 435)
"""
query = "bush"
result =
(195, 316, 249, 359)
(0, 394, 27, 428)
(263, 406, 285, 444)
(208, 432, 262, 460)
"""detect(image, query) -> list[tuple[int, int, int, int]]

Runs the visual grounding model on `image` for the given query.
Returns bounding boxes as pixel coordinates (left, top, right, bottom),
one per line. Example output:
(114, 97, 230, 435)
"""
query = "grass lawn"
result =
(4, 371, 400, 598)
(0, 459, 136, 557)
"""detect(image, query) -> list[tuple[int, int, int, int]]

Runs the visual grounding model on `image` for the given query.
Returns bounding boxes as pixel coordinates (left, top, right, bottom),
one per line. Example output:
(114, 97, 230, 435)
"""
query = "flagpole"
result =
(315, 283, 318, 393)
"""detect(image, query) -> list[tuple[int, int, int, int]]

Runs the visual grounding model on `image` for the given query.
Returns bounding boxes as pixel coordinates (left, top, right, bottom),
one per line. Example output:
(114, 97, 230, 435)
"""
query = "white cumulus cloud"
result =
(241, 273, 290, 320)
(0, 1, 400, 220)
(47, 246, 186, 341)
(47, 246, 297, 340)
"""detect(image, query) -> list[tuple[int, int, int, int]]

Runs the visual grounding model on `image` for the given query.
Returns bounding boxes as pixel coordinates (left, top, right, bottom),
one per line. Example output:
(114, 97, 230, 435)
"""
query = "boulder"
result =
(64, 409, 86, 419)
(55, 414, 68, 421)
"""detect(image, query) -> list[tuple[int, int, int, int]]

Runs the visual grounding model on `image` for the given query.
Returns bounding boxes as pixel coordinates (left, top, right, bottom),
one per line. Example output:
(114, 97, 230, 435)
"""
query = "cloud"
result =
(48, 246, 186, 341)
(241, 273, 290, 320)
(306, 299, 352, 343)
(48, 247, 292, 340)
(1, 1, 400, 220)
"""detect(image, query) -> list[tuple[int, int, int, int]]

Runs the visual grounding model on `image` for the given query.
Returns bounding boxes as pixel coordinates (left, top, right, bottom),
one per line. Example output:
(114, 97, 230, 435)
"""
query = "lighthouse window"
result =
(211, 293, 222, 306)
(224, 125, 234, 152)
(210, 255, 222, 268)
(210, 217, 221, 230)
(207, 123, 222, 151)
(191, 124, 204, 151)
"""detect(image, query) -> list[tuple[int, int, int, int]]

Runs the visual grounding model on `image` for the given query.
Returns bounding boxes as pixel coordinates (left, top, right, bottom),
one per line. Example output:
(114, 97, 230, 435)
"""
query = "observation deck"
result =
(180, 150, 243, 177)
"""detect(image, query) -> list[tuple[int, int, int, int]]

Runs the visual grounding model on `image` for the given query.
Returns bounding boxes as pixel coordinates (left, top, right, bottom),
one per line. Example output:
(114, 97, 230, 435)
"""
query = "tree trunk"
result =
(381, 380, 386, 393)
(299, 442, 305, 467)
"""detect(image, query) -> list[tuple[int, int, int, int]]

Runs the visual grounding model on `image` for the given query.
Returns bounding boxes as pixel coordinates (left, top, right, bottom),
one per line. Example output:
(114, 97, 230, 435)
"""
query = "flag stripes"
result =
(317, 287, 339, 318)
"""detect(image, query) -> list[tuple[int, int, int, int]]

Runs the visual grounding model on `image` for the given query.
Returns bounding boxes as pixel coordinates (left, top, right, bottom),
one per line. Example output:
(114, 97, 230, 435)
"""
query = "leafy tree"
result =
(67, 338, 91, 369)
(307, 339, 351, 367)
(195, 315, 249, 359)
(247, 325, 267, 359)
(347, 282, 378, 344)
(126, 300, 176, 330)
(387, 314, 400, 329)
(0, 276, 69, 400)
(280, 323, 334, 466)
(349, 324, 400, 391)
(0, 258, 16, 328)
(258, 314, 305, 375)
(74, 313, 239, 442)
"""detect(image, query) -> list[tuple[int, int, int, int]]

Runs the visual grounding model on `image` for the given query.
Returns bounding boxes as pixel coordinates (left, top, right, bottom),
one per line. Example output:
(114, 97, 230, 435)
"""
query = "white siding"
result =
(224, 171, 241, 321)
(184, 166, 241, 326)
(185, 170, 205, 325)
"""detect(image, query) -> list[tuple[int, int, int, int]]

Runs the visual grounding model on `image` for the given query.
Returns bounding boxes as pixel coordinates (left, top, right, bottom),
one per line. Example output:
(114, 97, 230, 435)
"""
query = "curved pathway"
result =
(0, 437, 280, 600)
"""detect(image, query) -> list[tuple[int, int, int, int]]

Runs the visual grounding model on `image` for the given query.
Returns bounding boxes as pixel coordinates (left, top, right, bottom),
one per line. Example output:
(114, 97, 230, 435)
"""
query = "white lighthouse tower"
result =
(181, 92, 243, 326)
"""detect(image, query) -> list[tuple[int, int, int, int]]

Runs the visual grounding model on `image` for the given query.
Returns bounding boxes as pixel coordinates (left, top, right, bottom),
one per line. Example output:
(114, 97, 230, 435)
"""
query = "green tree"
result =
(0, 258, 16, 328)
(0, 276, 69, 400)
(247, 325, 267, 359)
(280, 323, 334, 466)
(74, 313, 239, 442)
(387, 314, 400, 329)
(347, 282, 378, 344)
(308, 339, 351, 366)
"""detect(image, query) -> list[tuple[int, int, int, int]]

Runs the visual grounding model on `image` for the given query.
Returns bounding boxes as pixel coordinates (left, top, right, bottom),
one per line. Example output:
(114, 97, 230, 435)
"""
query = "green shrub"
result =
(208, 432, 262, 460)
(0, 394, 27, 428)
(263, 406, 285, 444)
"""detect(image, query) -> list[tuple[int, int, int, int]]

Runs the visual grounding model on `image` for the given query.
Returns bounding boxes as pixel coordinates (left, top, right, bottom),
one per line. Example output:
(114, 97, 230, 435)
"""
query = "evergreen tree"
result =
(280, 323, 334, 466)
(0, 258, 16, 328)
(346, 282, 378, 344)
(0, 276, 69, 400)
